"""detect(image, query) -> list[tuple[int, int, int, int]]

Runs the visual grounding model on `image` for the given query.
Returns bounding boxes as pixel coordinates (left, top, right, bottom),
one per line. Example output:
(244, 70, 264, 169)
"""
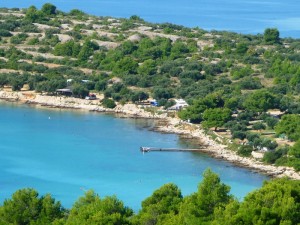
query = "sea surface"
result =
(1, 0, 300, 37)
(0, 101, 268, 210)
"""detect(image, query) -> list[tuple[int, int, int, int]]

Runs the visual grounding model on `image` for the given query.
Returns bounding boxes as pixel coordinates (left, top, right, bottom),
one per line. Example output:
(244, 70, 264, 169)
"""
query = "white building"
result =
(168, 99, 189, 110)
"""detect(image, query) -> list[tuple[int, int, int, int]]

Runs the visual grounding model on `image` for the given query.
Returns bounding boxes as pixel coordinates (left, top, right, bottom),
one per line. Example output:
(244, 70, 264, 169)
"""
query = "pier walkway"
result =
(140, 146, 209, 153)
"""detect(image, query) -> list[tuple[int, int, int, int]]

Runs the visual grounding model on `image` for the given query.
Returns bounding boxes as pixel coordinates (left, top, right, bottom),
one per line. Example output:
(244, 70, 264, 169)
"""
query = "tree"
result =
(236, 42, 248, 54)
(153, 87, 174, 100)
(265, 116, 279, 129)
(202, 108, 232, 131)
(101, 98, 116, 108)
(237, 145, 253, 156)
(243, 90, 277, 112)
(133, 183, 183, 225)
(289, 140, 300, 158)
(25, 5, 41, 22)
(263, 146, 288, 164)
(54, 41, 81, 57)
(69, 9, 86, 17)
(264, 28, 280, 44)
(275, 114, 300, 141)
(0, 188, 64, 225)
(175, 169, 232, 224)
(137, 59, 157, 75)
(113, 56, 138, 75)
(66, 190, 132, 225)
(130, 91, 149, 102)
(78, 40, 99, 61)
(178, 92, 225, 123)
(232, 131, 247, 140)
(230, 178, 300, 225)
(72, 83, 89, 98)
(0, 29, 12, 37)
(41, 3, 57, 15)
(252, 122, 266, 131)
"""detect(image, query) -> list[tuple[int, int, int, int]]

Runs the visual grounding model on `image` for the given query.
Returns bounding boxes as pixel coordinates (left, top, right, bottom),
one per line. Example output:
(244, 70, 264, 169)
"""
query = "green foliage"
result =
(133, 183, 182, 225)
(66, 190, 133, 225)
(237, 145, 253, 157)
(137, 59, 157, 75)
(264, 28, 280, 44)
(10, 33, 28, 44)
(25, 5, 44, 22)
(78, 40, 99, 61)
(101, 98, 116, 108)
(236, 42, 249, 54)
(263, 146, 289, 164)
(289, 140, 300, 158)
(232, 131, 247, 140)
(27, 37, 39, 45)
(202, 108, 232, 130)
(237, 76, 262, 90)
(275, 114, 300, 141)
(0, 29, 12, 37)
(113, 56, 138, 75)
(178, 92, 225, 123)
(54, 40, 81, 57)
(231, 65, 253, 80)
(175, 169, 232, 224)
(252, 122, 266, 130)
(0, 188, 64, 224)
(265, 116, 279, 129)
(72, 83, 89, 98)
(41, 3, 57, 15)
(1, 172, 300, 225)
(130, 91, 149, 102)
(243, 90, 277, 112)
(230, 178, 300, 225)
(69, 9, 86, 17)
(153, 87, 174, 100)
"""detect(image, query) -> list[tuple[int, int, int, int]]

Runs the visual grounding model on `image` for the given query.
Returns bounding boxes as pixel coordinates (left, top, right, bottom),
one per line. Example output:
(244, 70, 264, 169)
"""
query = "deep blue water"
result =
(0, 101, 268, 210)
(1, 0, 300, 37)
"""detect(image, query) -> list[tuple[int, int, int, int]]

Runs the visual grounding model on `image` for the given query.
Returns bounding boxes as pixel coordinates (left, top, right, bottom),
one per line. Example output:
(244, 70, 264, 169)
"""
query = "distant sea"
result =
(0, 101, 268, 210)
(1, 0, 300, 38)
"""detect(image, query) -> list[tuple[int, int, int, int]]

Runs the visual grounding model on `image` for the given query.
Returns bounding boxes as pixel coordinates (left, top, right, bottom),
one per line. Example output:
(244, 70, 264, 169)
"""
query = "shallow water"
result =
(1, 0, 300, 37)
(0, 101, 268, 210)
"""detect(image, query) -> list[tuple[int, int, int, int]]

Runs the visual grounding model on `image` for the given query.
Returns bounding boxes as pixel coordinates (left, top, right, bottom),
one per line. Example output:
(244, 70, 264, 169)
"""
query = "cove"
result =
(0, 101, 268, 210)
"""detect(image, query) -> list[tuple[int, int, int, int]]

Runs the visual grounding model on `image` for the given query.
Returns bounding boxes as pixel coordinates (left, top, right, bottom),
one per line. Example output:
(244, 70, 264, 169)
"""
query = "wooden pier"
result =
(140, 146, 208, 153)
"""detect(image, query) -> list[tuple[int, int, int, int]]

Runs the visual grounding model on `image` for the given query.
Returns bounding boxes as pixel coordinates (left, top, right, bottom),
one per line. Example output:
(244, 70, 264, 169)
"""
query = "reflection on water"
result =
(0, 101, 268, 210)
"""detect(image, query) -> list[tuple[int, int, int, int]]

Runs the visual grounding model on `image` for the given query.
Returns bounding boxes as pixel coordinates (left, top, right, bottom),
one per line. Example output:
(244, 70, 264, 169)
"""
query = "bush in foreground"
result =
(0, 170, 300, 225)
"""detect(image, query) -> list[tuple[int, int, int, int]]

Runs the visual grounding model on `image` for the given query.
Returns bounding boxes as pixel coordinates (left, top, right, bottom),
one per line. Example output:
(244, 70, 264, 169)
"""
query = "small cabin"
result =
(56, 88, 73, 96)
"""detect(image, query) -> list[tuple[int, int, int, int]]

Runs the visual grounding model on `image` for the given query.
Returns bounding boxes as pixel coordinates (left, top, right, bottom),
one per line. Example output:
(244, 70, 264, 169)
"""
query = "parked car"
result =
(85, 94, 97, 100)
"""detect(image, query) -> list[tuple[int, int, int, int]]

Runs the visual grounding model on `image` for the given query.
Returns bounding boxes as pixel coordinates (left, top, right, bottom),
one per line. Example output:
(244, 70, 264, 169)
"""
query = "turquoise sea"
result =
(0, 101, 268, 210)
(1, 0, 300, 37)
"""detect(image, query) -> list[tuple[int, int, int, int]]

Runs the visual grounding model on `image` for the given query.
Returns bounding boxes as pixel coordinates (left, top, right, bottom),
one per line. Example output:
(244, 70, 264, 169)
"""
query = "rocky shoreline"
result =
(1, 90, 300, 180)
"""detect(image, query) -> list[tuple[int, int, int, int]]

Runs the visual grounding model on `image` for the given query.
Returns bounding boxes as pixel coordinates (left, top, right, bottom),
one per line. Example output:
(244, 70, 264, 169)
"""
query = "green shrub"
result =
(252, 122, 266, 130)
(102, 98, 116, 108)
(237, 145, 253, 157)
(0, 29, 12, 37)
(232, 131, 246, 140)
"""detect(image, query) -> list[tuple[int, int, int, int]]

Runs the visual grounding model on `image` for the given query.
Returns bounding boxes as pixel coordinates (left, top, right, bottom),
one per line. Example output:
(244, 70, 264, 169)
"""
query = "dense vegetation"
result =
(0, 169, 299, 225)
(0, 5, 300, 224)
(0, 5, 300, 169)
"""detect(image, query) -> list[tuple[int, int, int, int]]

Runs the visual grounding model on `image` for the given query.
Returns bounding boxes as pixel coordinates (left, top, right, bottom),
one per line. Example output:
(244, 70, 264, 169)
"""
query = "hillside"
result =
(0, 4, 300, 171)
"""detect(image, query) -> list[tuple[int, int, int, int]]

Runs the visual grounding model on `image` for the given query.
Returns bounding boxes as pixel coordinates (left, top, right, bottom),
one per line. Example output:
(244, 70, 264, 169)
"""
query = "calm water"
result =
(0, 101, 268, 210)
(1, 0, 300, 37)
